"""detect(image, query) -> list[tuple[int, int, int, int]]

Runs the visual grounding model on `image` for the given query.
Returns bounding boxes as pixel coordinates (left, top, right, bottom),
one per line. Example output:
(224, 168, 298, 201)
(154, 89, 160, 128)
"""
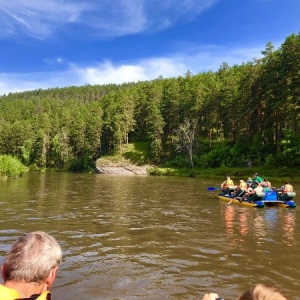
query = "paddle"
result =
(208, 186, 235, 205)
(208, 186, 221, 191)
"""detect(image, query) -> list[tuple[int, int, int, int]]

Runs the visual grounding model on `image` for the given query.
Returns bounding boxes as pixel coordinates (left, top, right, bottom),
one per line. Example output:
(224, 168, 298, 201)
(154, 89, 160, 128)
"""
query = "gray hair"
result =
(3, 231, 62, 283)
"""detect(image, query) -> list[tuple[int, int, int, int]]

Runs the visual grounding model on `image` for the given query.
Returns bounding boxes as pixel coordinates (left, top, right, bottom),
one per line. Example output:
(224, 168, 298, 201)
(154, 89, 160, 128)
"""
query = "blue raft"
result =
(263, 190, 296, 208)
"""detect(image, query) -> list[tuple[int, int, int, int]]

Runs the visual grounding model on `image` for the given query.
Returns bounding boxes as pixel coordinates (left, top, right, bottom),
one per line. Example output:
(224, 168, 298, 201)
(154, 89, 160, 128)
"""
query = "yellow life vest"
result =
(239, 181, 247, 188)
(0, 284, 20, 300)
(0, 284, 50, 300)
(225, 179, 233, 187)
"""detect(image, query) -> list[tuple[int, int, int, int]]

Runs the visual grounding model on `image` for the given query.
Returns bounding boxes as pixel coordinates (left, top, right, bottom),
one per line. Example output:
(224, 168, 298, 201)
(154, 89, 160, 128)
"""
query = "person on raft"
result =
(252, 172, 263, 184)
(239, 182, 263, 202)
(279, 181, 294, 193)
(220, 176, 234, 192)
(233, 180, 247, 198)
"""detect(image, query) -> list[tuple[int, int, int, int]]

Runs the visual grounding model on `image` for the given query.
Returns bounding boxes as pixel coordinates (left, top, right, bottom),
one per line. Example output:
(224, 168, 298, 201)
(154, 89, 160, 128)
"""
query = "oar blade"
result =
(208, 186, 220, 191)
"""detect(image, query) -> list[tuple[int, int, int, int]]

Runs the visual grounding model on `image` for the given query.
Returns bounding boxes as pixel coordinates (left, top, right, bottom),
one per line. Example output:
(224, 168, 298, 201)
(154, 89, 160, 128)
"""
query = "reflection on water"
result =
(224, 205, 235, 235)
(282, 211, 296, 245)
(223, 205, 296, 245)
(238, 209, 249, 236)
(0, 173, 299, 300)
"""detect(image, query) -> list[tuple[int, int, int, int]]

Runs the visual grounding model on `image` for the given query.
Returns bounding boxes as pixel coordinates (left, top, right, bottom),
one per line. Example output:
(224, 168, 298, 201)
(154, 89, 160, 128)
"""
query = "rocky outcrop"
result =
(95, 164, 148, 175)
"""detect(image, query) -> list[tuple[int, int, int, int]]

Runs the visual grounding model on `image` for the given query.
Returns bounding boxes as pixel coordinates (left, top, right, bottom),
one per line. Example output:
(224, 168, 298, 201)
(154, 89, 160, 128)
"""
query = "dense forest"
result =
(0, 32, 299, 171)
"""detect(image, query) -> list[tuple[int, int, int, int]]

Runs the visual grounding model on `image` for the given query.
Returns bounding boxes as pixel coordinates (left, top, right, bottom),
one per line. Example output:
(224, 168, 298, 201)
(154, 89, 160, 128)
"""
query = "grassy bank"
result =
(147, 166, 300, 182)
(97, 142, 300, 182)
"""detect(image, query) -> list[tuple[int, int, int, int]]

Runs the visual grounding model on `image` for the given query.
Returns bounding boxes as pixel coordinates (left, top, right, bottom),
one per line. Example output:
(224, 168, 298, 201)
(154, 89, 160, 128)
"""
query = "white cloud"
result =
(0, 44, 265, 96)
(71, 58, 188, 85)
(0, 0, 218, 39)
(0, 0, 90, 39)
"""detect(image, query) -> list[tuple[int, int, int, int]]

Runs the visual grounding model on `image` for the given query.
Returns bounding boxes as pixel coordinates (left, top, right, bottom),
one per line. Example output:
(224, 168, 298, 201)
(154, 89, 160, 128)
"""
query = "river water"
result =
(0, 172, 299, 300)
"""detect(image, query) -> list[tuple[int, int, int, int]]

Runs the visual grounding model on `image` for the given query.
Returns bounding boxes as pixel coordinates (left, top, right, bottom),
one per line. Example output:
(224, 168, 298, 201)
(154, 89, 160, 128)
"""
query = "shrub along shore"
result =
(0, 155, 26, 179)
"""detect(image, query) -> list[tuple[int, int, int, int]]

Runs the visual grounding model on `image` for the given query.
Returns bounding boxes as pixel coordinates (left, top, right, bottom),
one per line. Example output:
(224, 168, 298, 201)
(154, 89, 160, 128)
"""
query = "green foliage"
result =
(196, 144, 233, 168)
(122, 142, 152, 164)
(165, 155, 190, 168)
(147, 167, 164, 176)
(0, 155, 26, 179)
(279, 128, 300, 166)
(0, 32, 299, 171)
(99, 142, 152, 166)
(265, 154, 275, 166)
(147, 167, 174, 176)
(68, 157, 94, 172)
(20, 139, 33, 165)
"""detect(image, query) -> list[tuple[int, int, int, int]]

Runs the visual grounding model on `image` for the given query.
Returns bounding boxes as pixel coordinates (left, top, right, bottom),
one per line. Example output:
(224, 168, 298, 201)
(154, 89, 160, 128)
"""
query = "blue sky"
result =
(0, 0, 299, 95)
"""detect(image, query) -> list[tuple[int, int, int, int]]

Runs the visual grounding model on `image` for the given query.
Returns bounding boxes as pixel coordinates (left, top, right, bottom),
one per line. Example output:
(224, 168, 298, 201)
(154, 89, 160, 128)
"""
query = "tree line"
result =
(0, 32, 299, 171)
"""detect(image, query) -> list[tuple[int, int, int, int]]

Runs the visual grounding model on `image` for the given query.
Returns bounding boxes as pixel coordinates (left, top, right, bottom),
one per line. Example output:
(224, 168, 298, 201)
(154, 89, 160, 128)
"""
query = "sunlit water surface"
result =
(0, 172, 299, 299)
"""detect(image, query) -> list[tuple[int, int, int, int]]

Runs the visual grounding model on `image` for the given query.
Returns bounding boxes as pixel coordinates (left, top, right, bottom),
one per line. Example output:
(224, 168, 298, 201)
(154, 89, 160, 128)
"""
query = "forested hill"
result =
(0, 32, 299, 171)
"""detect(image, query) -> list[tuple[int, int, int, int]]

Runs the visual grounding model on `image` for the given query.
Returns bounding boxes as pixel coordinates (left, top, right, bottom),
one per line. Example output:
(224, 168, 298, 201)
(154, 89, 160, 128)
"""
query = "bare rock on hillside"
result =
(95, 164, 148, 175)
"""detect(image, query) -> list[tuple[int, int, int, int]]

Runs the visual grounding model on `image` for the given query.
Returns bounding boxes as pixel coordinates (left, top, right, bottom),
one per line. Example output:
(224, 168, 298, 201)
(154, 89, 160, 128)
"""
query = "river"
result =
(0, 172, 299, 299)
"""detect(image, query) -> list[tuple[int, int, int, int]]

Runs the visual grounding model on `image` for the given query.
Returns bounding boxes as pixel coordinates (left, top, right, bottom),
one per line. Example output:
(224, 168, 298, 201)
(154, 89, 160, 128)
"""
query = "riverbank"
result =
(96, 157, 300, 183)
(146, 166, 300, 182)
(95, 143, 300, 182)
